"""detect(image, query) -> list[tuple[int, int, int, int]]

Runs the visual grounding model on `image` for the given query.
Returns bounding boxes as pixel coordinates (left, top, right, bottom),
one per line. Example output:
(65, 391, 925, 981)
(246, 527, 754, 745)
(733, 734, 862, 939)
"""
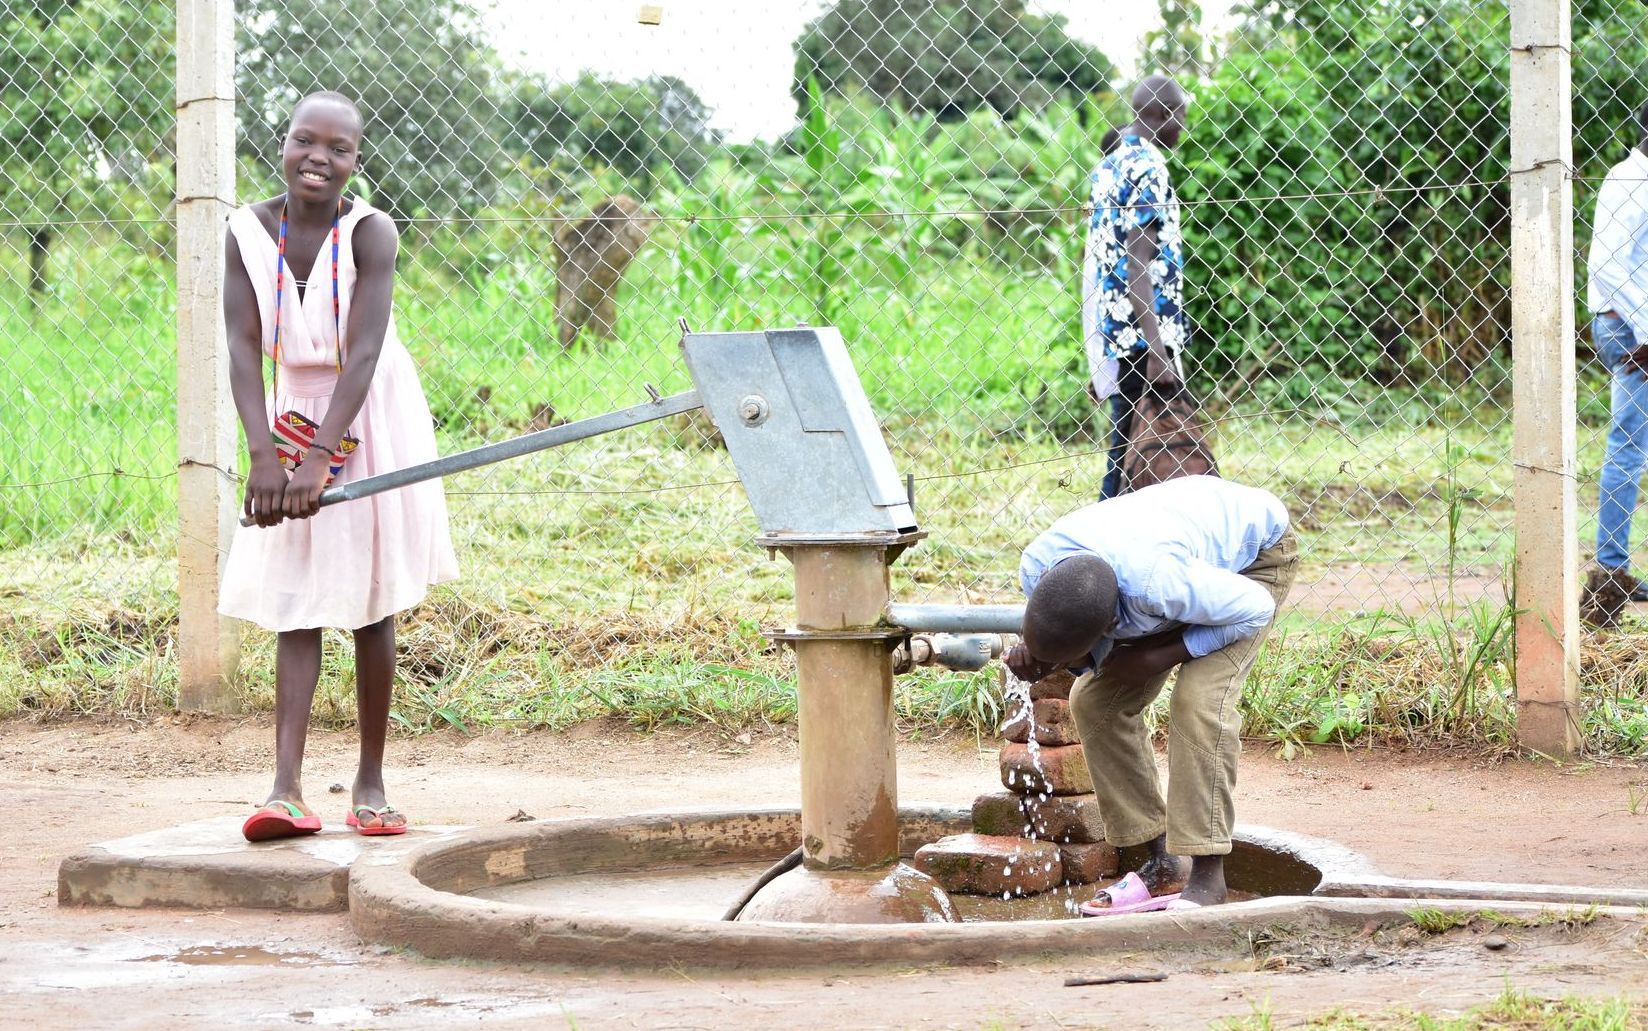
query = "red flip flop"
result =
(1078, 871, 1181, 917)
(345, 804, 408, 836)
(241, 800, 322, 842)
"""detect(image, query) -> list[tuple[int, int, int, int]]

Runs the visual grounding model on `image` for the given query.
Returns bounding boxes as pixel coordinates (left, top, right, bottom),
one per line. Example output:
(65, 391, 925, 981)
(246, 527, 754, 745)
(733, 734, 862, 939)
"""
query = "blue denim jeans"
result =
(1596, 313, 1648, 571)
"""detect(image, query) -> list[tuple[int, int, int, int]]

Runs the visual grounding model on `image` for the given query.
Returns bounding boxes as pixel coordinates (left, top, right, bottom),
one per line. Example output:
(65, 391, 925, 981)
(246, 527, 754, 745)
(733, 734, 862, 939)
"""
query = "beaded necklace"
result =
(271, 197, 344, 396)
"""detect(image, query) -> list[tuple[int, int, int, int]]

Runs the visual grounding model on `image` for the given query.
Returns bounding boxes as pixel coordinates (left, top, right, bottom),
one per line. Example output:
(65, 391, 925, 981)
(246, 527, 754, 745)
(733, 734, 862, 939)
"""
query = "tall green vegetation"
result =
(11, 0, 1648, 522)
(1175, 1, 1512, 388)
(1173, 0, 1648, 389)
(1142, 0, 1209, 80)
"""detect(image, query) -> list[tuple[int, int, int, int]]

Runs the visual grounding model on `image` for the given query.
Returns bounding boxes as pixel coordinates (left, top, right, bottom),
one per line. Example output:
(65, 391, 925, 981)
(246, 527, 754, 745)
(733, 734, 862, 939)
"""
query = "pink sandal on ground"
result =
(1078, 871, 1181, 917)
(345, 804, 408, 837)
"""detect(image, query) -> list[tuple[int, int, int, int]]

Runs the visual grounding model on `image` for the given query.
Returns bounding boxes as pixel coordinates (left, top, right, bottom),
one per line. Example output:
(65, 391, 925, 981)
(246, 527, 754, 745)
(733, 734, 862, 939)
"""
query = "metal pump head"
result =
(682, 327, 918, 538)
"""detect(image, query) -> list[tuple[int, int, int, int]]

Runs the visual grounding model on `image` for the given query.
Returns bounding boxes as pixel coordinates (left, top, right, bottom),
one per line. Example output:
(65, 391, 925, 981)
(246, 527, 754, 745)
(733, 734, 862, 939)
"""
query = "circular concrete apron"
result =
(348, 806, 1648, 969)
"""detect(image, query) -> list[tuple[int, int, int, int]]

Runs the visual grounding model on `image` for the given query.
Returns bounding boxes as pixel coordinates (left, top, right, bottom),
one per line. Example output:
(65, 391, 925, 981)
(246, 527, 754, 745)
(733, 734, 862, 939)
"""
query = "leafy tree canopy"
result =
(0, 0, 173, 286)
(501, 72, 719, 193)
(792, 0, 1114, 121)
(236, 0, 503, 223)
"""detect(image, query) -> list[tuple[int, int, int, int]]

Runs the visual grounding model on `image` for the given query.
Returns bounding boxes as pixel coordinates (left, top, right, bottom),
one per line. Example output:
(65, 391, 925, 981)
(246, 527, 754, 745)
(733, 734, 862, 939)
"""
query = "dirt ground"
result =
(2, 717, 1646, 1030)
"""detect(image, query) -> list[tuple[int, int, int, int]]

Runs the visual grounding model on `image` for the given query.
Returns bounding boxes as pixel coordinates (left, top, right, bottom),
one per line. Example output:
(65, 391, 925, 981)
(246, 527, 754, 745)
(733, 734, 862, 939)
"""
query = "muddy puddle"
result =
(134, 944, 336, 967)
(259, 995, 571, 1027)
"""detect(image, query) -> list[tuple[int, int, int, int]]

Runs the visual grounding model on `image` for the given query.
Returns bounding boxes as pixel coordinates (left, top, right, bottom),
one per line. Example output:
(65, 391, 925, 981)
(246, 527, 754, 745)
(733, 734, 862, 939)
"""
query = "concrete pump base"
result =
(734, 861, 960, 924)
(58, 816, 466, 912)
(347, 806, 1648, 969)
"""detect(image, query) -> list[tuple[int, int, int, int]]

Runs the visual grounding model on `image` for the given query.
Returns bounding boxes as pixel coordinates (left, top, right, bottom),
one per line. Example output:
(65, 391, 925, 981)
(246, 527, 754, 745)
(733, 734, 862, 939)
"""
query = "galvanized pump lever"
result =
(240, 387, 702, 526)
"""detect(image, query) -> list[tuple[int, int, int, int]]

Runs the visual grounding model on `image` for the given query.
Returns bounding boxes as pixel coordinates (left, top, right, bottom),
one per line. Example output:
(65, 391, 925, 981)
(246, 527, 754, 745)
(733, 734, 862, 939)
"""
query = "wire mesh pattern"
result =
(2, 1, 1645, 738)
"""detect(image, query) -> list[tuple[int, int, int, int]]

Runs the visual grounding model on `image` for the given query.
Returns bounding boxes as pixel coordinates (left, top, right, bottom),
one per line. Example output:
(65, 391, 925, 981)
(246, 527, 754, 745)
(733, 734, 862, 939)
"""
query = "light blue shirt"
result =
(1587, 147, 1648, 343)
(1018, 476, 1290, 663)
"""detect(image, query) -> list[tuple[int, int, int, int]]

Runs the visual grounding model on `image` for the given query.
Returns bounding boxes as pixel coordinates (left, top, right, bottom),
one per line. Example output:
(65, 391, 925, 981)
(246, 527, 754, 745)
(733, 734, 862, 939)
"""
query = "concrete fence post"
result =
(174, 0, 241, 711)
(1508, 0, 1580, 756)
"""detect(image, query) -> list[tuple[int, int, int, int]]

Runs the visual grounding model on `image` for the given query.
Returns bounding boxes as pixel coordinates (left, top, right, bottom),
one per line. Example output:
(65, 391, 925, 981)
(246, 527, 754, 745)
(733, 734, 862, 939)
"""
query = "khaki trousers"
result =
(1069, 531, 1298, 856)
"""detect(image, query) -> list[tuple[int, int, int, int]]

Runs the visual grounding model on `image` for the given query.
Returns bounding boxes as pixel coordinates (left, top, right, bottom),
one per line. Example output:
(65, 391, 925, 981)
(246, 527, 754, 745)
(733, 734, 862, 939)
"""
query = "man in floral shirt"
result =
(1082, 75, 1189, 499)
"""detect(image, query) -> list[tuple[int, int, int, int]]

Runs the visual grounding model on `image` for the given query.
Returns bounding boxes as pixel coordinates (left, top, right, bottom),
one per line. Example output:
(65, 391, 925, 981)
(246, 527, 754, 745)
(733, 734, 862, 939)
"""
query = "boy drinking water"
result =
(1006, 476, 1296, 912)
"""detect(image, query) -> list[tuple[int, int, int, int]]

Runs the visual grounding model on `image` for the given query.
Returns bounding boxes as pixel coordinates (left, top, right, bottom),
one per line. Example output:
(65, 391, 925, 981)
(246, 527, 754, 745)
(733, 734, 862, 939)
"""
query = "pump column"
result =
(735, 532, 957, 923)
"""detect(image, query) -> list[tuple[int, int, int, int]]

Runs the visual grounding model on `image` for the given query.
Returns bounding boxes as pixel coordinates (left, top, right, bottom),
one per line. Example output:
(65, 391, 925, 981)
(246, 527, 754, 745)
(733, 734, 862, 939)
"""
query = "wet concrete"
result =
(475, 854, 1253, 923)
(473, 862, 768, 921)
(132, 944, 339, 967)
(6, 935, 573, 1027)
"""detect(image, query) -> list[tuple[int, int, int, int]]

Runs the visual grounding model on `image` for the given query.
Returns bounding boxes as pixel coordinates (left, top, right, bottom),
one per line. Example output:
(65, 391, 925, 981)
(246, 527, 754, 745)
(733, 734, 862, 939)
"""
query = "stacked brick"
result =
(913, 670, 1119, 898)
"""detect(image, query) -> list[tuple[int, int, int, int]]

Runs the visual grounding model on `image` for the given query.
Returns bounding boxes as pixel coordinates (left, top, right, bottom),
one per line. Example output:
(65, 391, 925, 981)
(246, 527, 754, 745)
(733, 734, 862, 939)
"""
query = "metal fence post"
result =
(1509, 0, 1579, 756)
(175, 0, 241, 711)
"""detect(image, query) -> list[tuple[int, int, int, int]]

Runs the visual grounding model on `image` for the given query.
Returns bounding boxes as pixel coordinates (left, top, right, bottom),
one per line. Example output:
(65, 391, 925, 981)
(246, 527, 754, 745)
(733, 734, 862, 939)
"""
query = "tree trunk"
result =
(553, 196, 652, 349)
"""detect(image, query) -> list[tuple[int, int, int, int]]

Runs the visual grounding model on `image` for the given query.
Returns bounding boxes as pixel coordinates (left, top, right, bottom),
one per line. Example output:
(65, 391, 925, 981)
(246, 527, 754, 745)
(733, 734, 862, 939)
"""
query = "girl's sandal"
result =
(345, 804, 408, 837)
(241, 800, 322, 842)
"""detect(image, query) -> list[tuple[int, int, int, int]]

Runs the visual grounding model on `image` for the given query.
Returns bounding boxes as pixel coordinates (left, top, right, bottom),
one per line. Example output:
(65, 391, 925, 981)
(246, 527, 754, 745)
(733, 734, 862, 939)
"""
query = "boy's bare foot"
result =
(1178, 855, 1228, 907)
(1135, 851, 1187, 896)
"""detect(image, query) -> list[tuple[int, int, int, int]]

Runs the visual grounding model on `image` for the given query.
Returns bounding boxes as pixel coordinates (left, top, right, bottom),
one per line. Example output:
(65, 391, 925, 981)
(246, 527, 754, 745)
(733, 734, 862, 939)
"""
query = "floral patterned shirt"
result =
(1081, 133, 1186, 400)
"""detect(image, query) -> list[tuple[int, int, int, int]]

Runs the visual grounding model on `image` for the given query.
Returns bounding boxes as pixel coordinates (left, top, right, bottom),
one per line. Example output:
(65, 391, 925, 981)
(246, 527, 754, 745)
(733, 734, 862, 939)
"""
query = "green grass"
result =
(3, 233, 1646, 754)
(1218, 985, 1647, 1030)
(1406, 906, 1602, 935)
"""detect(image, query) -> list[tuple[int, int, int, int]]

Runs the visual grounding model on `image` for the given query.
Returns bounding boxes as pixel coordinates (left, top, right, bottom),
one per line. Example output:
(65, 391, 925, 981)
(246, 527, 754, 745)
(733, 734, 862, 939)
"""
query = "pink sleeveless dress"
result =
(219, 198, 458, 632)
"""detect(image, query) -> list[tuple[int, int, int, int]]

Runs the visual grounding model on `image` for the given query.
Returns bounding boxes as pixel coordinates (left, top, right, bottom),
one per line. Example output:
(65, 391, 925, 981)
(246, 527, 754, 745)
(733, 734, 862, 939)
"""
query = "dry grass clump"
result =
(0, 603, 178, 719)
(0, 590, 1002, 737)
(1242, 605, 1648, 758)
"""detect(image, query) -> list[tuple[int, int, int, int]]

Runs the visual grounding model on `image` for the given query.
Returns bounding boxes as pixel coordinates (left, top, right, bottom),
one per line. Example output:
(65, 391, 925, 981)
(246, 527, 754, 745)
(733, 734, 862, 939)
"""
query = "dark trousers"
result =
(1100, 353, 1148, 500)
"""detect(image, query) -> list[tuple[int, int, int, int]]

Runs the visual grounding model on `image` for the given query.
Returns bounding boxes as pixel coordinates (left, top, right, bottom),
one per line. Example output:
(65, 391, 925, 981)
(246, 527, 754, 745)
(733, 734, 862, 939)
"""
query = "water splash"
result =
(1000, 667, 1056, 898)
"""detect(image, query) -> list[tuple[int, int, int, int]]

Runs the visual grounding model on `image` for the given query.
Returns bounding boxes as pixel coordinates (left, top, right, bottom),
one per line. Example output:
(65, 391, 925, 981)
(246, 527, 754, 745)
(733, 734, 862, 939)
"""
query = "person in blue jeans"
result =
(1589, 101, 1648, 599)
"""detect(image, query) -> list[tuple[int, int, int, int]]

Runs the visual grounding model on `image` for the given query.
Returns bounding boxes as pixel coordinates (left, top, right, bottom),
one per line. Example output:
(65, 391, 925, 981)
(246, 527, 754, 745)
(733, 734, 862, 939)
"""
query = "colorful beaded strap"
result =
(270, 197, 344, 397)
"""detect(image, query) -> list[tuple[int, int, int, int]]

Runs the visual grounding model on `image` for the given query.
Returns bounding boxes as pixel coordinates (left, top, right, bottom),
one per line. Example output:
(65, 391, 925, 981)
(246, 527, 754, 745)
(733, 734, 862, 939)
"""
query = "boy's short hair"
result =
(1023, 556, 1119, 664)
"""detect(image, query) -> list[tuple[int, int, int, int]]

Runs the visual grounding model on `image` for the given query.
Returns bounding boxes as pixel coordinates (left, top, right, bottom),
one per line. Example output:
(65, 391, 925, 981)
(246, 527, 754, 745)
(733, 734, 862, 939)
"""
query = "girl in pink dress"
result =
(219, 91, 458, 841)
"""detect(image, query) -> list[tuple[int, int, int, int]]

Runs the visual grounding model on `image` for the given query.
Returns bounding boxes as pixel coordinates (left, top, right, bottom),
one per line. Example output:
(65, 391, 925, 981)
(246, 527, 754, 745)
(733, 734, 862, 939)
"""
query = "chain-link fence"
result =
(3, 1, 1644, 752)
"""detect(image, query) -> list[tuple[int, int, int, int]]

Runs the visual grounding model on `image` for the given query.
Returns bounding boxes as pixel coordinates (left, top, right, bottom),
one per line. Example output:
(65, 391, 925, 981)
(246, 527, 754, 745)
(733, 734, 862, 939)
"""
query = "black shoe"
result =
(1605, 569, 1648, 602)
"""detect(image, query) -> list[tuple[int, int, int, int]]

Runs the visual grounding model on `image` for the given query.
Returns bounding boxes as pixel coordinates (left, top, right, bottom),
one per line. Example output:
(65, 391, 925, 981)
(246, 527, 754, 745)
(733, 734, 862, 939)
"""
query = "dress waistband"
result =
(277, 364, 340, 398)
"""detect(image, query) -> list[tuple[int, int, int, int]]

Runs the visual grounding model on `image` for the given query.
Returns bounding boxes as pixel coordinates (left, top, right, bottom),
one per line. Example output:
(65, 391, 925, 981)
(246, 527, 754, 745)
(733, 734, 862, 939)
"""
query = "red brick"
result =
(1030, 669, 1076, 701)
(1059, 842, 1120, 885)
(970, 791, 1105, 844)
(999, 667, 1076, 704)
(1001, 707, 1031, 744)
(912, 833, 1063, 897)
(1000, 698, 1081, 747)
(999, 742, 1092, 796)
(1031, 699, 1080, 746)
